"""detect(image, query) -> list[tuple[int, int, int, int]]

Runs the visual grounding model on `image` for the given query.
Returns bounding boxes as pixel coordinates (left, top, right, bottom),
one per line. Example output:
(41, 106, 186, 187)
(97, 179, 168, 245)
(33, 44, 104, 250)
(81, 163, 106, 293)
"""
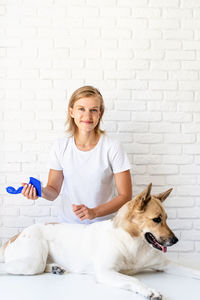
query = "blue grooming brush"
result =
(6, 177, 41, 197)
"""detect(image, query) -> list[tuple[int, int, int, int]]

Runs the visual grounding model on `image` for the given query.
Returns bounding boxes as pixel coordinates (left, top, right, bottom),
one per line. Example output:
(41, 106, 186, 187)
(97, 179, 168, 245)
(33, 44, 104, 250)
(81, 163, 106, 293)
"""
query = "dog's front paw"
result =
(51, 265, 65, 275)
(148, 289, 162, 300)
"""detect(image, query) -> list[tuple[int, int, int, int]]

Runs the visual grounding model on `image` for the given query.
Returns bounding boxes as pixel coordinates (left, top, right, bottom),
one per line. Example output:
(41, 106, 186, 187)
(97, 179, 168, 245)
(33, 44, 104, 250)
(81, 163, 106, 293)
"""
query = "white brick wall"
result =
(0, 0, 200, 262)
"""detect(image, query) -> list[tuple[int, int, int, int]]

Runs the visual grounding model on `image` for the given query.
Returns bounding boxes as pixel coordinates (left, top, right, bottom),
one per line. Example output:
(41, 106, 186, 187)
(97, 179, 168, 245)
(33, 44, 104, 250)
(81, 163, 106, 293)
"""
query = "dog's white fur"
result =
(0, 184, 200, 300)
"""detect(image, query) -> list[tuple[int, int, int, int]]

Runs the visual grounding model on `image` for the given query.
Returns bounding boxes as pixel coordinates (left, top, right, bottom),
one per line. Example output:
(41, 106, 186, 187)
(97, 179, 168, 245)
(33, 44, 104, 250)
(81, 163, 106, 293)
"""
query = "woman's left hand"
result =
(72, 204, 96, 221)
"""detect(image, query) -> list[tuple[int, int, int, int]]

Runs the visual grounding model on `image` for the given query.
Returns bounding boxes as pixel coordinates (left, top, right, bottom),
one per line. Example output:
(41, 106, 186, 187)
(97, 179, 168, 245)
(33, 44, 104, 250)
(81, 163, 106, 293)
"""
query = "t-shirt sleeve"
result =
(109, 140, 131, 174)
(48, 140, 63, 171)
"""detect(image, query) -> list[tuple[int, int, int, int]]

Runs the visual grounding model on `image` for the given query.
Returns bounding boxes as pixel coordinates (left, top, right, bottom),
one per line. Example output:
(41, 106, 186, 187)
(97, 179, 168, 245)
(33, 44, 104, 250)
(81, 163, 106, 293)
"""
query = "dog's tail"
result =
(0, 246, 7, 274)
(0, 243, 6, 263)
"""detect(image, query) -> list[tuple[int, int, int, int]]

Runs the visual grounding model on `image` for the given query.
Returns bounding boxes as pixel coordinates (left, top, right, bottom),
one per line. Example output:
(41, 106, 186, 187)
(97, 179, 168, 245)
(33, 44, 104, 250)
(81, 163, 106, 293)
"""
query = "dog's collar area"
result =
(145, 232, 167, 253)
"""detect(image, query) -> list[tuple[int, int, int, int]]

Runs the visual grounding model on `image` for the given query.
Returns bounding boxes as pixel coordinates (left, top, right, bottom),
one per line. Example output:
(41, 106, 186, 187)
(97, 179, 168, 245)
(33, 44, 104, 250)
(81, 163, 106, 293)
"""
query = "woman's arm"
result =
(94, 170, 132, 217)
(21, 169, 64, 201)
(73, 170, 132, 221)
(42, 169, 64, 201)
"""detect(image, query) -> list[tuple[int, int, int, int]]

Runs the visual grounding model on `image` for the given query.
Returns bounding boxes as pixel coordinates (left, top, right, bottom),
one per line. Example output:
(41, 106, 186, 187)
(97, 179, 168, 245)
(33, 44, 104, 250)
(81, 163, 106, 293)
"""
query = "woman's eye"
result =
(153, 217, 162, 223)
(79, 108, 84, 111)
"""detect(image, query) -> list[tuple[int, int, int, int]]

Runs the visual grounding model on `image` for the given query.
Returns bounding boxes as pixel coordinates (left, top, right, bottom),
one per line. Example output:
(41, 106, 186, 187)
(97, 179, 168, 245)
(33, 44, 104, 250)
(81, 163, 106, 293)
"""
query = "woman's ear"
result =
(69, 107, 74, 118)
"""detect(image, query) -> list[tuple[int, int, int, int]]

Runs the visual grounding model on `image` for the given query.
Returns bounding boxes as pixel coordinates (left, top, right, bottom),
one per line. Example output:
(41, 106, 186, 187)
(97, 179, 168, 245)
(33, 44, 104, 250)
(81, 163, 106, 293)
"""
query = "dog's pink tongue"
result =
(162, 246, 167, 253)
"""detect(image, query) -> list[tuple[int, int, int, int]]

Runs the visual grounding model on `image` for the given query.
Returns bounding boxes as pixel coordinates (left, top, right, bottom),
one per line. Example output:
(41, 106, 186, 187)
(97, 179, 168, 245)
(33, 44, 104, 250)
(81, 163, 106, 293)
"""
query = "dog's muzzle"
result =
(169, 235, 179, 246)
(145, 233, 178, 253)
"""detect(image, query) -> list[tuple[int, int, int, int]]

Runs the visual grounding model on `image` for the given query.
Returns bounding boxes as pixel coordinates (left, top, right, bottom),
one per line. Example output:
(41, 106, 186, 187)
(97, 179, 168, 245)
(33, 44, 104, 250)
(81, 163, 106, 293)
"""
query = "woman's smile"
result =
(81, 120, 93, 124)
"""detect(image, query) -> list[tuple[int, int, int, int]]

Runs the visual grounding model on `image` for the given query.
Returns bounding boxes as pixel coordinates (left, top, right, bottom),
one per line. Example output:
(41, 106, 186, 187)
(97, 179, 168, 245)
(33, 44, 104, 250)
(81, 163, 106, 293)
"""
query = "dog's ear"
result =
(141, 183, 152, 203)
(135, 183, 152, 211)
(154, 188, 173, 202)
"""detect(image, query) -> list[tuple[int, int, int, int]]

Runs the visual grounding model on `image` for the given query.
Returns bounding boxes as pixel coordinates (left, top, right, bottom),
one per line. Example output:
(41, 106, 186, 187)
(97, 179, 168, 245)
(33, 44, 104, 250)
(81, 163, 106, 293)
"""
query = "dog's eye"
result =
(153, 217, 162, 223)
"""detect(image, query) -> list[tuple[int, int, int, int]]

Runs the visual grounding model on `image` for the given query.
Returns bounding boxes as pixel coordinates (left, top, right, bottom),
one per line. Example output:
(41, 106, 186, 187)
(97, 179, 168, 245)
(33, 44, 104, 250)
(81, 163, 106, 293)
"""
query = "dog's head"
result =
(114, 183, 178, 253)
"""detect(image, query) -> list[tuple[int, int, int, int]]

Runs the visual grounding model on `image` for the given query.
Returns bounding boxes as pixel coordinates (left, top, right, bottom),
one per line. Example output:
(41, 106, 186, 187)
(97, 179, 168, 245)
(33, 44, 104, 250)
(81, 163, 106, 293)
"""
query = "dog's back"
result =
(44, 220, 120, 273)
(0, 220, 116, 274)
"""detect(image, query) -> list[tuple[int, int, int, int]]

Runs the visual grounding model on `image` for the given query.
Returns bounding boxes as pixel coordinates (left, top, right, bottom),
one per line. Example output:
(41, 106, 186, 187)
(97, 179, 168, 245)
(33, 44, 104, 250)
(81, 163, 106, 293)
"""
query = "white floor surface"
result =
(0, 270, 199, 300)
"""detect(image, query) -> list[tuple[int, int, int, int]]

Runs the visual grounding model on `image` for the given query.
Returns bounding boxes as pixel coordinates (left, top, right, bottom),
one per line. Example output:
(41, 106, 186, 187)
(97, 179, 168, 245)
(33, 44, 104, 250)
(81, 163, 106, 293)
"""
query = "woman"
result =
(21, 86, 132, 224)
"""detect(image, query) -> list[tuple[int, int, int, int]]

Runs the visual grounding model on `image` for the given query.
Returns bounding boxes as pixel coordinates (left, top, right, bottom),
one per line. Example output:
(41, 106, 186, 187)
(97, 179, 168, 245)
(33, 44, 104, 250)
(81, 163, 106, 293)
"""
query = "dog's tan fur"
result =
(0, 233, 21, 260)
(113, 184, 174, 244)
(2, 233, 21, 250)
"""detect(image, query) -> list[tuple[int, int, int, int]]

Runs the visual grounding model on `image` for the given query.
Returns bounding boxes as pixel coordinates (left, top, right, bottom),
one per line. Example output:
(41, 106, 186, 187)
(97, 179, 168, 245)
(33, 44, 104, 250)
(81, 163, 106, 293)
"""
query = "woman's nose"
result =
(85, 110, 92, 117)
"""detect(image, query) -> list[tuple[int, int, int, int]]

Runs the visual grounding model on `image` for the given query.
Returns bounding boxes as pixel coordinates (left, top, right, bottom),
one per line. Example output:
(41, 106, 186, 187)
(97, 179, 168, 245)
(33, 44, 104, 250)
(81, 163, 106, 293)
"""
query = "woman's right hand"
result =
(21, 183, 38, 200)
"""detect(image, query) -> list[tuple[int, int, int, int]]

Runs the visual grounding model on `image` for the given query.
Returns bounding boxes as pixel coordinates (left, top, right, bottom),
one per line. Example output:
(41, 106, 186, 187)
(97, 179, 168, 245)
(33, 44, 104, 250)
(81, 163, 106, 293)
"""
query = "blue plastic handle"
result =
(6, 186, 23, 194)
(6, 177, 41, 197)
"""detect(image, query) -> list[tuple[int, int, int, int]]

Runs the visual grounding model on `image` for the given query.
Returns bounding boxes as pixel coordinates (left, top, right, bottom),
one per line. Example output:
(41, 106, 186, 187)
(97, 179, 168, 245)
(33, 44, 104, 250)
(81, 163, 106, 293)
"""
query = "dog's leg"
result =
(164, 261, 200, 280)
(45, 263, 66, 275)
(0, 263, 7, 274)
(95, 269, 162, 300)
(4, 237, 49, 275)
(5, 258, 46, 275)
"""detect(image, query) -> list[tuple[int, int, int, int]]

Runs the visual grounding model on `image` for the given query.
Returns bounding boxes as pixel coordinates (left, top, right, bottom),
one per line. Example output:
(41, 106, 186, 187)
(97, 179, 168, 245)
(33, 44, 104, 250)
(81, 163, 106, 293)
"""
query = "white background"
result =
(0, 0, 200, 263)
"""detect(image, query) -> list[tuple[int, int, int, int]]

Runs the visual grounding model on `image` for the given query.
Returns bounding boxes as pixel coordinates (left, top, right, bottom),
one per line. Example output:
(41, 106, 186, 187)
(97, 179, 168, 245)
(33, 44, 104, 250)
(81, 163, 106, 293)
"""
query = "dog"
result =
(0, 183, 200, 299)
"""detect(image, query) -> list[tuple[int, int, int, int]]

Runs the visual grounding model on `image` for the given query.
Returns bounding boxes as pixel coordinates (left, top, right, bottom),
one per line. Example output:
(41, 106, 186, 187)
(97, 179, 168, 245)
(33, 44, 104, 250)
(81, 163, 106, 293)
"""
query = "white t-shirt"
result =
(48, 134, 131, 224)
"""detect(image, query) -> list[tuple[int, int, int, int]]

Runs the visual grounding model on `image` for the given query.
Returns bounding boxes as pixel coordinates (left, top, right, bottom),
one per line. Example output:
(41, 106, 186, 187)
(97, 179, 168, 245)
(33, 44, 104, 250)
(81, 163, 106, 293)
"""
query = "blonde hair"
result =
(65, 85, 105, 136)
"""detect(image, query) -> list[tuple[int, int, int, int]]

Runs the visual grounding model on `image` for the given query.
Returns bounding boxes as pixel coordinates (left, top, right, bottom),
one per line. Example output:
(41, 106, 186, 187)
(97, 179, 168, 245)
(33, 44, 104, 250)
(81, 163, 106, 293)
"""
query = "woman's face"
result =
(69, 97, 101, 133)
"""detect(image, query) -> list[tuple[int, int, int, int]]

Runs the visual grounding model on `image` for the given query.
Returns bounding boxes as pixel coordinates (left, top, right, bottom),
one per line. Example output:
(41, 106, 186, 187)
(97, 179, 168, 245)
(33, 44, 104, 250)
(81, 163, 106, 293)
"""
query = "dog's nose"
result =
(171, 236, 178, 245)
